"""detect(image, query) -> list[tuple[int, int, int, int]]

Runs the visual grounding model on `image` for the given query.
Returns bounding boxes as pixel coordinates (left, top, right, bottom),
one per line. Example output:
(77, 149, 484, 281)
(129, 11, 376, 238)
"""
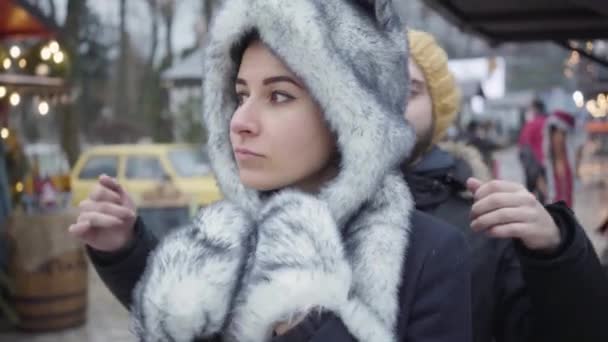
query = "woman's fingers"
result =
(69, 221, 92, 238)
(99, 174, 124, 195)
(77, 211, 123, 230)
(79, 199, 135, 222)
(89, 184, 122, 205)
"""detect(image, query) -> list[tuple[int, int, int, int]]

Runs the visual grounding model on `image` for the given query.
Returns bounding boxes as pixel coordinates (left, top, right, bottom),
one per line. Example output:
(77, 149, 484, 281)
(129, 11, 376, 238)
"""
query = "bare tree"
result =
(114, 0, 129, 118)
(59, 0, 87, 166)
(137, 0, 160, 116)
(159, 0, 176, 69)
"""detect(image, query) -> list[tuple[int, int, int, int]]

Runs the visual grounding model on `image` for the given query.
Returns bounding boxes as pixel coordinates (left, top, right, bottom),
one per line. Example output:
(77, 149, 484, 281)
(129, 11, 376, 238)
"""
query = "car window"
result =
(168, 148, 211, 177)
(125, 156, 166, 180)
(79, 156, 118, 179)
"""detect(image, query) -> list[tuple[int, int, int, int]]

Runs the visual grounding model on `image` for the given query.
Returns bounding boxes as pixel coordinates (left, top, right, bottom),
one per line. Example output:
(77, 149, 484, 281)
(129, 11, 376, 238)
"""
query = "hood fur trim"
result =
(202, 0, 415, 225)
(438, 141, 492, 181)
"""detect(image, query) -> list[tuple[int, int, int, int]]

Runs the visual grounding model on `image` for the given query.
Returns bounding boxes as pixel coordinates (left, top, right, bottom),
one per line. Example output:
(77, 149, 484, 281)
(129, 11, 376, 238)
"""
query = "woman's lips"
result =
(234, 147, 264, 160)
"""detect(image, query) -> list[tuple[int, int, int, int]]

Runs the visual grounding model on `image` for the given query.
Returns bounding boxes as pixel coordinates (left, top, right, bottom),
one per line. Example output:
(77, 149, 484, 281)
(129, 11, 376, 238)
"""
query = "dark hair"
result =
(230, 29, 261, 65)
(531, 98, 546, 114)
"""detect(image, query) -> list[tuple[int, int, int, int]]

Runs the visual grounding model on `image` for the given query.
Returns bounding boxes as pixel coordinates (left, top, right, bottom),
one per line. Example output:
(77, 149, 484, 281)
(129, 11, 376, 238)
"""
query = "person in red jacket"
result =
(518, 99, 548, 200)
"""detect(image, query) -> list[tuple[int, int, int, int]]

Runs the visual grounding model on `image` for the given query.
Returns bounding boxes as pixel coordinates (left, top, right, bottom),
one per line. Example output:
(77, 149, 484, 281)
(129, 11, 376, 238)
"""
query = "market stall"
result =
(1, 0, 84, 332)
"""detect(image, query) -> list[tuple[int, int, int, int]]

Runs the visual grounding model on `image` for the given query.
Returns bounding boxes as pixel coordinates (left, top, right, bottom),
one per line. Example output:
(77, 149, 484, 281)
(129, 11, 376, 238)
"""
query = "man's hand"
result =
(467, 178, 561, 252)
(69, 174, 137, 252)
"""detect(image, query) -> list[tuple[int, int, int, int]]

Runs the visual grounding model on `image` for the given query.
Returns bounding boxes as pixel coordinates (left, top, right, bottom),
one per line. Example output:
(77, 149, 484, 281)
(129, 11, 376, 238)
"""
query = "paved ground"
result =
(1, 146, 606, 342)
(1, 260, 134, 342)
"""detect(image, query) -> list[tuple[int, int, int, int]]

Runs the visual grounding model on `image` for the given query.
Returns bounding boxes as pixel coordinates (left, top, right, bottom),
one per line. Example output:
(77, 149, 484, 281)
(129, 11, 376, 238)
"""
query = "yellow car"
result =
(70, 144, 222, 209)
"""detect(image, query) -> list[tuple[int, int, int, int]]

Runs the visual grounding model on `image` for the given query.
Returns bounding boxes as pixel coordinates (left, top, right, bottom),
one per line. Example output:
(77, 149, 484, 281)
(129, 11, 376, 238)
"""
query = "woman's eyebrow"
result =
(263, 76, 303, 89)
(236, 78, 247, 86)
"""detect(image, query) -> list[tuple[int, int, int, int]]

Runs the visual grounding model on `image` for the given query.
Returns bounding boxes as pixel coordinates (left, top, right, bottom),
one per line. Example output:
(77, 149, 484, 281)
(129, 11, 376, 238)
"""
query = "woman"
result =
(72, 1, 471, 341)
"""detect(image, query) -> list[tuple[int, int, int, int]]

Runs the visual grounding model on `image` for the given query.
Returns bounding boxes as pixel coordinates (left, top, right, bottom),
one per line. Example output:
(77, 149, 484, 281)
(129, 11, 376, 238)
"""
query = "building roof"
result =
(422, 0, 608, 43)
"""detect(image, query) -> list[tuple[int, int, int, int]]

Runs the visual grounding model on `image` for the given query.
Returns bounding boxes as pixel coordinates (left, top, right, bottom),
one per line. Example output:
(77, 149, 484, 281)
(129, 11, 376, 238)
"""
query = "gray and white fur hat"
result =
(204, 0, 415, 224)
(132, 1, 417, 341)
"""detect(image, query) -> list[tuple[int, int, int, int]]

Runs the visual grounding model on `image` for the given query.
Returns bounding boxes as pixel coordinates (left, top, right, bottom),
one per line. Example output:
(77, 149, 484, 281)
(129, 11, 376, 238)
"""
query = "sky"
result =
(55, 0, 200, 60)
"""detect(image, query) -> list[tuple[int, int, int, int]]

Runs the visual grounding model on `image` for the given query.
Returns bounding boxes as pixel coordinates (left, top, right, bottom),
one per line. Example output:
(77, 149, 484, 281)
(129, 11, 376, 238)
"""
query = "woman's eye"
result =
(270, 91, 294, 104)
(236, 92, 248, 106)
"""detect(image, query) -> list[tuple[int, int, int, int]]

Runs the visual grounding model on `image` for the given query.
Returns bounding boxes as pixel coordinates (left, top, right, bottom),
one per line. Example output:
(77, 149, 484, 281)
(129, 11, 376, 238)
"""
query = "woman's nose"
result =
(230, 101, 260, 137)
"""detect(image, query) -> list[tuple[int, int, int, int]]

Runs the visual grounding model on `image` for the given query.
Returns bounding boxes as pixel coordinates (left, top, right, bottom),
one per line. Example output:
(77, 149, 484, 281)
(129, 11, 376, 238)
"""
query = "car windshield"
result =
(168, 148, 211, 178)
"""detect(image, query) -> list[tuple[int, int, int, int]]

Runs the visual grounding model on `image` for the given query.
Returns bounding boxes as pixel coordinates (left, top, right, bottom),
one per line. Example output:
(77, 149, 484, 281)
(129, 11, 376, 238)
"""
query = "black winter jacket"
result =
(405, 145, 608, 342)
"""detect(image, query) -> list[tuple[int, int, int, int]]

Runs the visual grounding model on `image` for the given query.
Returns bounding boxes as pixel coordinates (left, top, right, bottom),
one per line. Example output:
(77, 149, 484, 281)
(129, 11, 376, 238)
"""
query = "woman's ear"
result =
(351, 0, 404, 31)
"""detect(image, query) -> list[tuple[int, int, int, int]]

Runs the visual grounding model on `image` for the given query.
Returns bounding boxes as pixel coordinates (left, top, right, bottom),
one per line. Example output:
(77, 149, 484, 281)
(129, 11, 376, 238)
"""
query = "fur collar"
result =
(133, 174, 412, 342)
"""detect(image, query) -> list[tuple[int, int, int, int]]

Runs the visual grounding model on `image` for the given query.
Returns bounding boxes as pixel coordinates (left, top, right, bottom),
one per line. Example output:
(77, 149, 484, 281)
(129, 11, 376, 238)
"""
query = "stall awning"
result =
(422, 0, 608, 43)
(0, 0, 56, 40)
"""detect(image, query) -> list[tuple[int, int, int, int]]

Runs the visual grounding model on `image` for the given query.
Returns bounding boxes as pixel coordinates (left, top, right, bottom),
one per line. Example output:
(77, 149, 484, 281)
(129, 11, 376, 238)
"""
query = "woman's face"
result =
(230, 41, 336, 192)
(404, 60, 434, 141)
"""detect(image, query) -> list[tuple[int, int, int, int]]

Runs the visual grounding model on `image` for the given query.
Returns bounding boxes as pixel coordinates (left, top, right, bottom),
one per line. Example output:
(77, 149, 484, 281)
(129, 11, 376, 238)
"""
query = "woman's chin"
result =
(240, 174, 285, 192)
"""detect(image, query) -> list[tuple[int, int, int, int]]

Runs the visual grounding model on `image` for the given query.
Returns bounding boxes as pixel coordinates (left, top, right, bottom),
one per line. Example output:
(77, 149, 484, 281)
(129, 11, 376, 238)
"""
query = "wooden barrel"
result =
(7, 211, 88, 332)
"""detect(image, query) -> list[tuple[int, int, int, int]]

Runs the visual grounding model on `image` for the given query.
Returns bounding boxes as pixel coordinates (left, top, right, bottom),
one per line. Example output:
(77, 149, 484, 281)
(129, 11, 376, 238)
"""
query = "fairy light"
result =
(9, 93, 20, 106)
(49, 41, 60, 53)
(38, 101, 50, 116)
(9, 46, 21, 58)
(18, 58, 27, 68)
(2, 58, 11, 69)
(0, 86, 6, 98)
(53, 51, 64, 64)
(40, 47, 52, 61)
(573, 91, 584, 108)
(0, 128, 9, 140)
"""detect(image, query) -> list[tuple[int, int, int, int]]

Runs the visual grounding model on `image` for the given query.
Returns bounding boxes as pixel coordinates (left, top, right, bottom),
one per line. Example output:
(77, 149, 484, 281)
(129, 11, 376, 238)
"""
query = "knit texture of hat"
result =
(408, 30, 460, 144)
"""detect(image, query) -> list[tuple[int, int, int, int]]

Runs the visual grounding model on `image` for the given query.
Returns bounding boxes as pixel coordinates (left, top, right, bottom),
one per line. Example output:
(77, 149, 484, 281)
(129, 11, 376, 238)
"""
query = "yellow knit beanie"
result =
(408, 30, 461, 144)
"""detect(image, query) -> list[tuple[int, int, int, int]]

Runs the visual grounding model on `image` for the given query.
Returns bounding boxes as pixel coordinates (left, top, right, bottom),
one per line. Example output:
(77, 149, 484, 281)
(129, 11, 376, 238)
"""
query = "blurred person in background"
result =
(519, 99, 548, 201)
(403, 29, 608, 342)
(540, 110, 578, 207)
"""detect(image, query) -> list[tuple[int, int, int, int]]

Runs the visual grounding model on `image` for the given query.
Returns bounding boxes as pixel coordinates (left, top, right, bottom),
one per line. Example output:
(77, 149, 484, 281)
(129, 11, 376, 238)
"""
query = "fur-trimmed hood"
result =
(131, 1, 416, 341)
(438, 141, 492, 182)
(203, 0, 415, 225)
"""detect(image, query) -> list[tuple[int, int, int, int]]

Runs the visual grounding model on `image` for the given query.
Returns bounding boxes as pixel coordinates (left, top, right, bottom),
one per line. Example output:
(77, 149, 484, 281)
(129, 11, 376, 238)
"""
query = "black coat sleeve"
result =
(87, 217, 158, 308)
(270, 224, 472, 342)
(505, 202, 608, 342)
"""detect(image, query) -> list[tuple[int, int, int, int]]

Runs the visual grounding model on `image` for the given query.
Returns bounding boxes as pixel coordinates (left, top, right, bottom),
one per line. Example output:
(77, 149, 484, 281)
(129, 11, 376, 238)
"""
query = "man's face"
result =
(404, 60, 433, 141)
